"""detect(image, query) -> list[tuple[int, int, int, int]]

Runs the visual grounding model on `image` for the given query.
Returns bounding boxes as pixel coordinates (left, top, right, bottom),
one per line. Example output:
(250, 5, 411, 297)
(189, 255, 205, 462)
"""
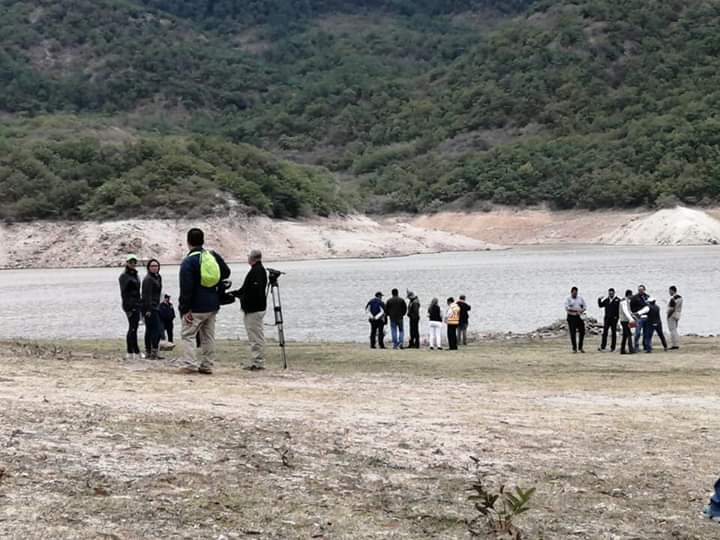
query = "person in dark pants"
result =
(565, 286, 587, 353)
(445, 297, 460, 350)
(407, 291, 420, 349)
(597, 288, 620, 351)
(457, 295, 471, 346)
(158, 294, 176, 343)
(642, 298, 668, 353)
(386, 289, 407, 349)
(365, 292, 386, 349)
(119, 254, 141, 360)
(142, 258, 164, 359)
(619, 289, 635, 354)
(630, 285, 649, 352)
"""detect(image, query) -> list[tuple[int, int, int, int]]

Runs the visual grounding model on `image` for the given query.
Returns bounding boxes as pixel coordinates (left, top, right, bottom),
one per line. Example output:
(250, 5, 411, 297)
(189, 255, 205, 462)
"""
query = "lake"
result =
(0, 246, 717, 343)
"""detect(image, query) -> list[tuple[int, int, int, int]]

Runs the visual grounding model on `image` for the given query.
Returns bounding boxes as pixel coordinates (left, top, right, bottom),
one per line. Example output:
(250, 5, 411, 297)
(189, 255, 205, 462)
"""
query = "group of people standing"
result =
(565, 285, 683, 354)
(118, 228, 269, 373)
(365, 290, 471, 350)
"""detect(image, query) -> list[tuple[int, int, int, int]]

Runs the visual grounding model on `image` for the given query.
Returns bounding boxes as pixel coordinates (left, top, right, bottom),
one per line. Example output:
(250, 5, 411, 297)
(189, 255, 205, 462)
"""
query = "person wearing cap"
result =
(642, 297, 668, 353)
(118, 254, 141, 360)
(406, 290, 421, 349)
(365, 292, 386, 349)
(158, 294, 176, 343)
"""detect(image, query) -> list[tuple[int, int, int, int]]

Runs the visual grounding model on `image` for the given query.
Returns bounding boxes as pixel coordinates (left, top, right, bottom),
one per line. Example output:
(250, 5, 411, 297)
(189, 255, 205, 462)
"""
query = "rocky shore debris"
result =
(471, 318, 603, 342)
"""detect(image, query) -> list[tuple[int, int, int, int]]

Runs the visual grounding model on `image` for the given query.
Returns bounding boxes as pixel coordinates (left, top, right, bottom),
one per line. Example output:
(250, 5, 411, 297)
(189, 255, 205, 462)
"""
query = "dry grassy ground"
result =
(0, 338, 718, 539)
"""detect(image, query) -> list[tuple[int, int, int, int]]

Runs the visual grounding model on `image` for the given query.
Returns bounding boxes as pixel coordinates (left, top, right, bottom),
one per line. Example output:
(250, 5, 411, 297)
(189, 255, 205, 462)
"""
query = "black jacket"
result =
(598, 296, 620, 320)
(458, 300, 471, 325)
(142, 272, 162, 313)
(646, 303, 661, 325)
(385, 296, 407, 322)
(428, 304, 442, 322)
(238, 262, 268, 313)
(119, 268, 141, 312)
(407, 297, 420, 320)
(158, 302, 175, 323)
(178, 249, 231, 315)
(630, 293, 648, 314)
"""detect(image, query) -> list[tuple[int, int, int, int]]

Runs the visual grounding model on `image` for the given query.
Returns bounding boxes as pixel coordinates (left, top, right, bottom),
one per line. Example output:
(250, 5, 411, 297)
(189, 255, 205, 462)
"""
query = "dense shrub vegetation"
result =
(1, 0, 719, 219)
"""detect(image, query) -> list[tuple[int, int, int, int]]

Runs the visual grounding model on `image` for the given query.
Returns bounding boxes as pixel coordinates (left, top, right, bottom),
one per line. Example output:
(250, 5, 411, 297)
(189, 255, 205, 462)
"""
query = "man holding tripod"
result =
(236, 249, 268, 370)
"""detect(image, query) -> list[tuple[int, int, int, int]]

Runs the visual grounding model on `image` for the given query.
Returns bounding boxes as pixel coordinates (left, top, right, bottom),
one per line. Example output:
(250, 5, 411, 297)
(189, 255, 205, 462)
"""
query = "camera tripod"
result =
(266, 269, 288, 369)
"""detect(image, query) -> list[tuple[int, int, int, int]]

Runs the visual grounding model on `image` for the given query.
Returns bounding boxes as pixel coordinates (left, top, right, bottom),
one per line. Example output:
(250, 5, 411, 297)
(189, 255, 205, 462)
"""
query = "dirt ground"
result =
(0, 338, 718, 539)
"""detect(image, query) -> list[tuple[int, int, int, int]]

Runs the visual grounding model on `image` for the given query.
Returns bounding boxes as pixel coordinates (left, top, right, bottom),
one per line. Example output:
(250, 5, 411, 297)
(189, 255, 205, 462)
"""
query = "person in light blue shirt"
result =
(565, 286, 587, 353)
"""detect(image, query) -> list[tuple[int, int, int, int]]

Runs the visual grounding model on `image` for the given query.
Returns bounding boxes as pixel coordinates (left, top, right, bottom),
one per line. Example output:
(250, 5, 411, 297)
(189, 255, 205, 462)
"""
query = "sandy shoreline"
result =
(2, 206, 719, 269)
(1, 338, 717, 539)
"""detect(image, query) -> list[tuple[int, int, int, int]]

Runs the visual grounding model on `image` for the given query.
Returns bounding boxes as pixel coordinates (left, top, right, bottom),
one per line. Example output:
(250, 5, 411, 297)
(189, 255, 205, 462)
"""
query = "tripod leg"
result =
(271, 283, 288, 369)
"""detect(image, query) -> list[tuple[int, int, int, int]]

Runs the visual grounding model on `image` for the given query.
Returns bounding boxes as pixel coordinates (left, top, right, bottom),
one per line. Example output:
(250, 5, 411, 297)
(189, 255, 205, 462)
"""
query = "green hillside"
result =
(1, 0, 719, 219)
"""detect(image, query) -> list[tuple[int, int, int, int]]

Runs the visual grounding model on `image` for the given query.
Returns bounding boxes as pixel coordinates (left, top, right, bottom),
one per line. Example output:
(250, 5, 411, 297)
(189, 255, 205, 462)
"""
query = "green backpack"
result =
(190, 250, 221, 288)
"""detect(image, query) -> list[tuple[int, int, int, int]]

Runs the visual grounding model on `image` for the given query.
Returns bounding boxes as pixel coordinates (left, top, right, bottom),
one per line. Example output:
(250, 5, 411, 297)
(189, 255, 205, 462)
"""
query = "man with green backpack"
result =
(178, 228, 231, 374)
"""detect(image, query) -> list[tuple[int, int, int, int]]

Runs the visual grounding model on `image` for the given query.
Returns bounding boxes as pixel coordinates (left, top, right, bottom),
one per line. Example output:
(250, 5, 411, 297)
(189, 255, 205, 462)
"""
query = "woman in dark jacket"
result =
(142, 258, 163, 359)
(118, 255, 141, 360)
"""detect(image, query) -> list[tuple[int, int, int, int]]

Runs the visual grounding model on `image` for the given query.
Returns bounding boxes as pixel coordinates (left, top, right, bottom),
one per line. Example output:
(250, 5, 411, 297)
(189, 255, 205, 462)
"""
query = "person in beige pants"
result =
(235, 249, 268, 370)
(667, 285, 683, 350)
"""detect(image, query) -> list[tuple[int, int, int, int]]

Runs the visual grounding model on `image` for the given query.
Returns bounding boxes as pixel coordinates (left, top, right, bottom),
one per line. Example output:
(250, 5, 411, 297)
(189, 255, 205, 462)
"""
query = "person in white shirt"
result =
(667, 285, 683, 350)
(565, 286, 587, 353)
(618, 289, 636, 354)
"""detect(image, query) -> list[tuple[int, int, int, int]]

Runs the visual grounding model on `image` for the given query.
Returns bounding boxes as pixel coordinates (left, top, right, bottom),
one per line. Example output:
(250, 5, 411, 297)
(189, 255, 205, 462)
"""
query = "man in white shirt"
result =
(565, 286, 587, 353)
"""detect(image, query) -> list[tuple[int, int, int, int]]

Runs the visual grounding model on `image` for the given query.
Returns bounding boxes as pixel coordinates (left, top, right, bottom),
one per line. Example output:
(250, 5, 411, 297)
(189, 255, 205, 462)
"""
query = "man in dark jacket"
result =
(597, 288, 620, 352)
(642, 297, 668, 353)
(365, 292, 386, 349)
(235, 249, 268, 370)
(119, 254, 141, 360)
(178, 228, 231, 374)
(158, 294, 176, 343)
(385, 289, 407, 349)
(457, 295, 471, 346)
(630, 285, 649, 351)
(407, 291, 420, 349)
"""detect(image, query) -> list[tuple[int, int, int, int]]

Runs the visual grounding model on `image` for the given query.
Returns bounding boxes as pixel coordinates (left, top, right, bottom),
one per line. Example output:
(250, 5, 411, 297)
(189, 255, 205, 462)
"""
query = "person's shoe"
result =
(663, 348, 668, 352)
(151, 350, 165, 360)
(438, 347, 443, 350)
(370, 345, 376, 349)
(610, 348, 615, 352)
(379, 345, 386, 349)
(177, 367, 197, 374)
(597, 347, 604, 352)
(243, 365, 266, 371)
(579, 349, 585, 353)
(670, 346, 680, 350)
(429, 347, 434, 350)
(198, 366, 213, 375)
(620, 351, 627, 355)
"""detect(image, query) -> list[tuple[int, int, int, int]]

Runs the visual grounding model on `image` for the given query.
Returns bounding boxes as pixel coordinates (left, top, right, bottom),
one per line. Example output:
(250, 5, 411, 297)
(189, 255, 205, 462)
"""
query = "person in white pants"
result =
(667, 285, 683, 349)
(427, 297, 443, 350)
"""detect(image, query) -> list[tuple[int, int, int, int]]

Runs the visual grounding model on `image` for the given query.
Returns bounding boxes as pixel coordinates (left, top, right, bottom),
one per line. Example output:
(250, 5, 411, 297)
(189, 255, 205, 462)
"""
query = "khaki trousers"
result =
(181, 311, 216, 369)
(244, 310, 266, 366)
(668, 317, 680, 348)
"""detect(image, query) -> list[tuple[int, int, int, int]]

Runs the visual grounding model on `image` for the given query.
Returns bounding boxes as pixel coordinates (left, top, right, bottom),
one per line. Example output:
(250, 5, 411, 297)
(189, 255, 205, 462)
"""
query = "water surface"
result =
(0, 246, 716, 342)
